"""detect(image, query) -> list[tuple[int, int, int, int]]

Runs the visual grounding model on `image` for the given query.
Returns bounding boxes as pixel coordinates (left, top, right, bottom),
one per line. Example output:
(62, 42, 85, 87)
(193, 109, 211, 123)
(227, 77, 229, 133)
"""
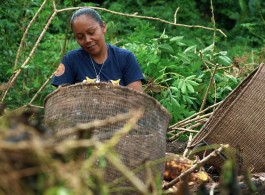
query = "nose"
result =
(85, 35, 92, 45)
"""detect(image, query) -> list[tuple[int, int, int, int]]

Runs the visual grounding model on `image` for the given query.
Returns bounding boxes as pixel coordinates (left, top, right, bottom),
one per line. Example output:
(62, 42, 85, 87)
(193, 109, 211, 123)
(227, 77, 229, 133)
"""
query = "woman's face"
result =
(72, 15, 106, 57)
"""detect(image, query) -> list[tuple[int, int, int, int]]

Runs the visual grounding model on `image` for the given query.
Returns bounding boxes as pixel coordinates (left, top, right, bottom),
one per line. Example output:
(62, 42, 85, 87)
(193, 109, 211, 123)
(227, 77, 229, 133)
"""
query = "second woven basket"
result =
(190, 63, 265, 173)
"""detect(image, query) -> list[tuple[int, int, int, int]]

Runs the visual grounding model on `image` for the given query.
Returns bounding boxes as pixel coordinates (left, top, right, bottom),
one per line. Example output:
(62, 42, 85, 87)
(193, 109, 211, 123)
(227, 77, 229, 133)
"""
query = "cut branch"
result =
(162, 144, 228, 190)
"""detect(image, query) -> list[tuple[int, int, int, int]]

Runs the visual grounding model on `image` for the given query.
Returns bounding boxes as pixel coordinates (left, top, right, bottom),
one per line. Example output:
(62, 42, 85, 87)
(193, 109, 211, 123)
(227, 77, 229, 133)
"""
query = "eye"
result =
(75, 35, 84, 40)
(87, 29, 95, 35)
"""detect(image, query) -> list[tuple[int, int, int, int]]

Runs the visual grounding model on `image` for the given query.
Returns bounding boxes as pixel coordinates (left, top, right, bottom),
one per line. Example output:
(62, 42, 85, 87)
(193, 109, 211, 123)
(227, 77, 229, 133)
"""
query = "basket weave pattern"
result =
(191, 63, 265, 173)
(44, 83, 171, 187)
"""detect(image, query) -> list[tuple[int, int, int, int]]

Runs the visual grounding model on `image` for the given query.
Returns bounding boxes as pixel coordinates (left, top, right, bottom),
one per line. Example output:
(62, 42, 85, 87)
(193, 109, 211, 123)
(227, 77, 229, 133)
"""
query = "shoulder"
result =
(62, 48, 87, 64)
(108, 44, 132, 57)
(64, 48, 86, 58)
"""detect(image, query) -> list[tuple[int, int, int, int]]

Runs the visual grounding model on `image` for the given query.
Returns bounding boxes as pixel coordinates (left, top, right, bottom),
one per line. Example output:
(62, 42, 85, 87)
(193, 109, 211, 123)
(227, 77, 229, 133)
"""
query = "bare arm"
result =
(127, 80, 143, 92)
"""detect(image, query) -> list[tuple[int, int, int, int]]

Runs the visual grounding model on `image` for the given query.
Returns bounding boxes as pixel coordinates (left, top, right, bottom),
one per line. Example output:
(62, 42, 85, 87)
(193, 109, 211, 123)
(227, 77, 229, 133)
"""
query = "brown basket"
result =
(190, 63, 265, 173)
(44, 83, 171, 189)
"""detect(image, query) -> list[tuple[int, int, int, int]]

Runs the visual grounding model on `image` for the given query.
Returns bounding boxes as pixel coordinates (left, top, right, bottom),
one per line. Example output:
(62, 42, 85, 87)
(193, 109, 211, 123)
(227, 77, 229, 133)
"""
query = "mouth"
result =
(86, 44, 96, 49)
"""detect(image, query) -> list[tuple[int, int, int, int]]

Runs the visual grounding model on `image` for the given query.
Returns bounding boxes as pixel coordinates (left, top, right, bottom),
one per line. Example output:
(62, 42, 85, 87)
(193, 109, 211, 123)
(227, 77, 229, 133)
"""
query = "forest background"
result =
(0, 0, 264, 132)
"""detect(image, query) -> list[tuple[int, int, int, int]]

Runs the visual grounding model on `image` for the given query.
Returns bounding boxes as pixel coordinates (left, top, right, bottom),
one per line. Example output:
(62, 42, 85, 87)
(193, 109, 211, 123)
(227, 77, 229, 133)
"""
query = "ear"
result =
(102, 21, 107, 34)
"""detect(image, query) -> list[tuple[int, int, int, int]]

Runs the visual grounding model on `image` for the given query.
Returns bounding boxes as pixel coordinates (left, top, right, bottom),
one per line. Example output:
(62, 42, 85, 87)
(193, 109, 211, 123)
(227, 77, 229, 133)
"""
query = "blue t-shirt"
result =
(52, 44, 144, 87)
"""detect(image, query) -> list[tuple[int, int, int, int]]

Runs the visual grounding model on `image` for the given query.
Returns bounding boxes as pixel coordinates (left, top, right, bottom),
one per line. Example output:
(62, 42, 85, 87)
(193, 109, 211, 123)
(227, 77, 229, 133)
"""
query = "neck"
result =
(91, 44, 108, 64)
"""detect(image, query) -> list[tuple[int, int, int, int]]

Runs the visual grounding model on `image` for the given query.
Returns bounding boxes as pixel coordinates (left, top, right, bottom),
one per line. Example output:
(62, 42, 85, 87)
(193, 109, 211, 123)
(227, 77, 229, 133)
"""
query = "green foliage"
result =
(0, 0, 264, 193)
(124, 29, 241, 124)
(0, 0, 263, 123)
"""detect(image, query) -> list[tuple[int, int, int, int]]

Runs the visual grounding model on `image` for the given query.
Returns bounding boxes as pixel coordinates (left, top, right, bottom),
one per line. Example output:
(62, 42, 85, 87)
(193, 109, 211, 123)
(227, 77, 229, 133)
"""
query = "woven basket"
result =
(44, 83, 170, 189)
(190, 63, 265, 173)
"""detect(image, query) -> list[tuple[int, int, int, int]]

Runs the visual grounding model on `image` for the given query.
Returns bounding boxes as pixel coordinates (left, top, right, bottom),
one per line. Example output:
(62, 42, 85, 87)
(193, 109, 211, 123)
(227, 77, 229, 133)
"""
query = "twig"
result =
(173, 7, 180, 24)
(81, 109, 144, 170)
(168, 113, 212, 133)
(56, 6, 226, 37)
(13, 0, 48, 70)
(199, 62, 218, 112)
(105, 152, 149, 194)
(198, 0, 218, 112)
(186, 121, 207, 129)
(109, 157, 167, 187)
(169, 127, 198, 134)
(162, 144, 228, 190)
(169, 102, 220, 129)
(210, 0, 217, 54)
(183, 133, 193, 157)
(167, 131, 185, 142)
(28, 71, 56, 105)
(54, 139, 96, 154)
(0, 167, 42, 180)
(25, 104, 44, 109)
(1, 12, 58, 102)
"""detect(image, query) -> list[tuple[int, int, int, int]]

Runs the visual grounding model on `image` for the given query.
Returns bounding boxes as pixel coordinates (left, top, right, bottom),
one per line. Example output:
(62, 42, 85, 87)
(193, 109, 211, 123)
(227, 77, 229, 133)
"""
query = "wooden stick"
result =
(56, 6, 226, 37)
(183, 133, 193, 157)
(1, 12, 58, 102)
(162, 144, 228, 190)
(13, 0, 48, 70)
(169, 102, 220, 129)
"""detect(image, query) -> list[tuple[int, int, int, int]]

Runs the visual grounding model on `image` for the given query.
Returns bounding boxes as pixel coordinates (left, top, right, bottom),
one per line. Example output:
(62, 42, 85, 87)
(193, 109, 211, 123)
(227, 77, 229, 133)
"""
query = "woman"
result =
(52, 8, 144, 92)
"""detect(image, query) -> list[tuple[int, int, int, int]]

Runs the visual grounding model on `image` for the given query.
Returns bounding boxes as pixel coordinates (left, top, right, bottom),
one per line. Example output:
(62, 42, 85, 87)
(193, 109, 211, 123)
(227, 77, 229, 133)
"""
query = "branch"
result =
(168, 113, 212, 133)
(183, 133, 193, 157)
(199, 61, 219, 112)
(81, 109, 144, 170)
(169, 102, 220, 130)
(105, 152, 149, 194)
(13, 0, 48, 70)
(162, 144, 228, 190)
(56, 6, 226, 37)
(173, 7, 180, 24)
(1, 12, 58, 102)
(29, 71, 56, 105)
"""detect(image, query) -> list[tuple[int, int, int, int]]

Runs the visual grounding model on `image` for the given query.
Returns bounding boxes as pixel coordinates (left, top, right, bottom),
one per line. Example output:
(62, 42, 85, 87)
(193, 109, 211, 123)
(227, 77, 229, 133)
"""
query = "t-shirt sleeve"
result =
(51, 54, 75, 87)
(123, 52, 145, 86)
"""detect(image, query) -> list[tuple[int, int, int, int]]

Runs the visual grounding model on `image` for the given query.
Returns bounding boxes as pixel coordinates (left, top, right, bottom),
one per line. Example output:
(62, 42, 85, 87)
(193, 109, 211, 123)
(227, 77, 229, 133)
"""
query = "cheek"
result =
(75, 39, 84, 46)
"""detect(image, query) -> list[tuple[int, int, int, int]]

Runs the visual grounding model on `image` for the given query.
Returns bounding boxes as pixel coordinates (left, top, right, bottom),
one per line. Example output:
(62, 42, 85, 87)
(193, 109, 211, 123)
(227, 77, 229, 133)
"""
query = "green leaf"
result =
(181, 81, 187, 94)
(186, 83, 195, 93)
(187, 80, 199, 86)
(170, 36, 184, 42)
(170, 86, 179, 93)
(171, 97, 180, 107)
(178, 53, 191, 63)
(184, 45, 197, 53)
(158, 44, 174, 53)
(176, 42, 186, 46)
(178, 79, 184, 89)
(202, 44, 214, 53)
(218, 55, 232, 66)
(186, 75, 196, 80)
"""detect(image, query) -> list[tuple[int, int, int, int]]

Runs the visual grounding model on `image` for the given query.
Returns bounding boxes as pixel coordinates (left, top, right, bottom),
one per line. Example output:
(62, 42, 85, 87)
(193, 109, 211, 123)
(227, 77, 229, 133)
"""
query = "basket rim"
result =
(44, 82, 171, 119)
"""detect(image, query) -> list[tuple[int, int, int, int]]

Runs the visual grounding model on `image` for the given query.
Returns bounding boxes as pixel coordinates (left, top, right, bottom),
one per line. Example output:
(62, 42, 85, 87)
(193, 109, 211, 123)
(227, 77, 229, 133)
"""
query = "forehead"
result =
(72, 15, 99, 30)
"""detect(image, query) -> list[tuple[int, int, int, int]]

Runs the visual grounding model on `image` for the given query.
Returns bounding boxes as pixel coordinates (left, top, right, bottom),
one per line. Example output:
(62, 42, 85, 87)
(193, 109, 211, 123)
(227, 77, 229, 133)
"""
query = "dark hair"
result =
(70, 8, 103, 29)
